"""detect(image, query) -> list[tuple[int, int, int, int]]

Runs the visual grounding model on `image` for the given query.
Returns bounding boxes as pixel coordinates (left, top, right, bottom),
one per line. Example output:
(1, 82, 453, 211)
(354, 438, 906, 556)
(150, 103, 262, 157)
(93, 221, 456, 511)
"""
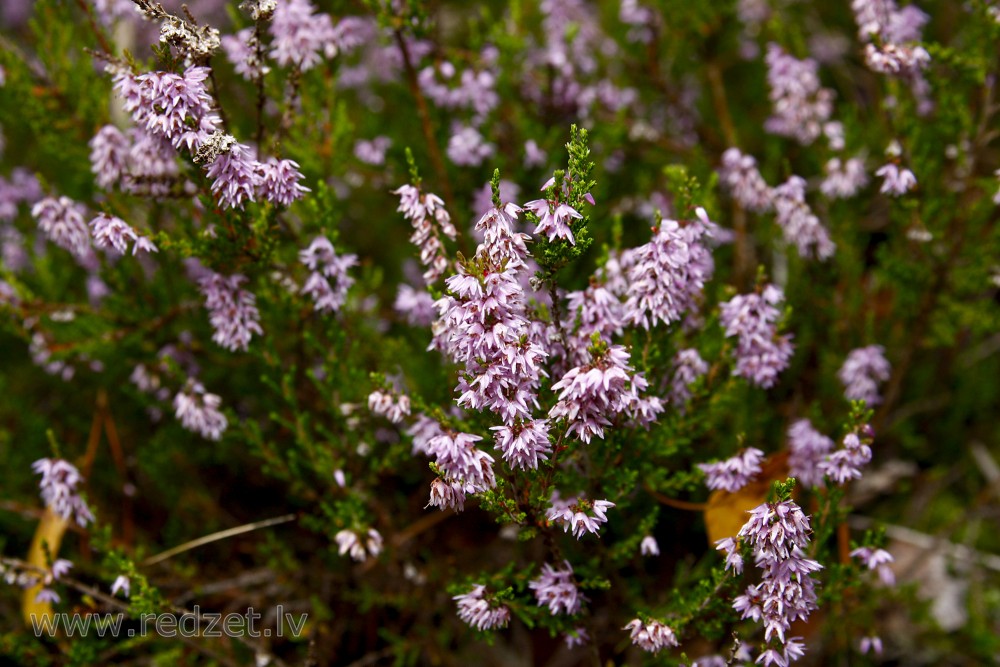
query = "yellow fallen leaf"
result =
(22, 507, 70, 628)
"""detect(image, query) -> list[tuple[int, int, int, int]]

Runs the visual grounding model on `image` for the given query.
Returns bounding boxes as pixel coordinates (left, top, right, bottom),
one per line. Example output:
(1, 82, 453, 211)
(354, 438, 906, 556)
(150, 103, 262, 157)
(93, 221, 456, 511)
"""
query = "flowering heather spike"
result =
(394, 183, 456, 284)
(529, 561, 582, 615)
(669, 348, 709, 408)
(453, 584, 510, 631)
(546, 494, 615, 539)
(623, 618, 679, 653)
(720, 285, 794, 388)
(787, 419, 834, 488)
(819, 431, 873, 485)
(31, 458, 94, 527)
(32, 196, 93, 261)
(715, 537, 744, 574)
(699, 447, 765, 492)
(173, 380, 228, 440)
(523, 190, 583, 245)
(622, 216, 714, 329)
(257, 158, 310, 207)
(354, 136, 392, 166)
(299, 236, 357, 314)
(771, 177, 836, 260)
(719, 148, 773, 212)
(89, 125, 130, 190)
(89, 213, 158, 256)
(199, 272, 263, 352)
(446, 126, 495, 167)
(838, 345, 890, 405)
(394, 284, 436, 326)
(426, 431, 496, 491)
(764, 44, 834, 145)
(407, 414, 446, 456)
(116, 67, 220, 152)
(427, 477, 468, 512)
(368, 389, 411, 424)
(221, 28, 267, 81)
(205, 141, 260, 210)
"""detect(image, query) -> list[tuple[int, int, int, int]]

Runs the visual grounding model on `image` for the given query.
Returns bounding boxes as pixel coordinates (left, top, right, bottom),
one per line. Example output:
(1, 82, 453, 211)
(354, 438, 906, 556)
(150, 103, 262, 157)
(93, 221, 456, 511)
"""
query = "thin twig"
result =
(143, 513, 298, 566)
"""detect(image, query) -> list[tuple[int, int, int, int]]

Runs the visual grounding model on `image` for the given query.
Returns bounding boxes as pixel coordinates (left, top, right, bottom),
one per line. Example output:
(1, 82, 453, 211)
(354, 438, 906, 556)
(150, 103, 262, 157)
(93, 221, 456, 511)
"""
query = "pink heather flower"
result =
(31, 458, 95, 527)
(426, 477, 469, 512)
(89, 213, 158, 256)
(524, 139, 547, 168)
(838, 345, 891, 405)
(564, 626, 589, 648)
(771, 176, 836, 260)
(221, 28, 266, 81)
(720, 285, 794, 388)
(523, 197, 582, 245)
(394, 284, 436, 326)
(335, 528, 383, 562)
(110, 575, 130, 598)
(851, 547, 896, 585)
(0, 168, 42, 222)
(491, 419, 552, 470)
(199, 272, 263, 352)
(787, 419, 834, 488)
(640, 535, 660, 556)
(35, 588, 61, 605)
(860, 636, 884, 655)
(446, 126, 495, 167)
(623, 618, 679, 653)
(453, 584, 510, 631)
(354, 136, 391, 166)
(623, 214, 714, 329)
(564, 283, 625, 356)
(719, 148, 772, 213)
(715, 537, 744, 574)
(875, 163, 917, 196)
(529, 561, 582, 616)
(763, 44, 834, 145)
(32, 196, 93, 261)
(864, 42, 930, 76)
(174, 381, 228, 440)
(669, 348, 709, 408)
(821, 157, 870, 199)
(299, 236, 358, 314)
(426, 432, 496, 492)
(122, 129, 182, 197)
(699, 447, 765, 493)
(89, 125, 131, 190)
(819, 432, 873, 485)
(368, 389, 411, 424)
(407, 414, 446, 456)
(116, 67, 220, 152)
(269, 0, 338, 70)
(394, 184, 457, 284)
(206, 142, 260, 210)
(257, 158, 309, 207)
(546, 495, 615, 539)
(549, 342, 642, 444)
(419, 63, 499, 119)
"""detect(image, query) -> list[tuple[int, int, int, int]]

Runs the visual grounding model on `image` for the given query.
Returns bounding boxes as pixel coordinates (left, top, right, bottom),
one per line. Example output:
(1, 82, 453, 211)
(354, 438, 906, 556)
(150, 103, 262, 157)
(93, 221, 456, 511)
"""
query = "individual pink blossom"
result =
(257, 158, 309, 207)
(335, 528, 383, 562)
(89, 213, 158, 255)
(640, 535, 660, 556)
(875, 163, 917, 196)
(851, 546, 896, 585)
(623, 618, 679, 653)
(111, 575, 130, 598)
(546, 494, 615, 539)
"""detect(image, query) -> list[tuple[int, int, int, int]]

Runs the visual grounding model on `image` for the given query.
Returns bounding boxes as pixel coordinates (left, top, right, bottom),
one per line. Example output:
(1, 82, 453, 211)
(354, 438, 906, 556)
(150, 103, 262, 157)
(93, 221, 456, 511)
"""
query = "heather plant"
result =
(1, 0, 999, 665)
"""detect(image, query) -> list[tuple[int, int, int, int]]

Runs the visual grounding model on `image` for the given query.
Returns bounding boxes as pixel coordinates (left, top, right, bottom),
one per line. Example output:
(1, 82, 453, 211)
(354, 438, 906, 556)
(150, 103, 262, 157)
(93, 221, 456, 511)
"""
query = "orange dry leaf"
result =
(704, 451, 789, 545)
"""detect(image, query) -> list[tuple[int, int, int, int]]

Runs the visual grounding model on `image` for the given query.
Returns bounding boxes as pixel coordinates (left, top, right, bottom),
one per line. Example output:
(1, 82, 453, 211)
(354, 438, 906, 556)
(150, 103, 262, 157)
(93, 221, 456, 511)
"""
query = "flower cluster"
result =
(199, 271, 263, 352)
(368, 389, 411, 424)
(819, 431, 873, 485)
(787, 419, 834, 488)
(698, 447, 765, 493)
(32, 196, 94, 263)
(529, 561, 582, 616)
(623, 618, 679, 653)
(763, 44, 834, 145)
(394, 184, 457, 284)
(719, 285, 794, 388)
(735, 500, 821, 665)
(173, 381, 228, 441)
(299, 236, 357, 314)
(668, 348, 709, 408)
(838, 345, 891, 405)
(546, 495, 615, 539)
(31, 458, 94, 526)
(850, 546, 896, 585)
(453, 585, 510, 631)
(335, 529, 384, 562)
(89, 213, 158, 256)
